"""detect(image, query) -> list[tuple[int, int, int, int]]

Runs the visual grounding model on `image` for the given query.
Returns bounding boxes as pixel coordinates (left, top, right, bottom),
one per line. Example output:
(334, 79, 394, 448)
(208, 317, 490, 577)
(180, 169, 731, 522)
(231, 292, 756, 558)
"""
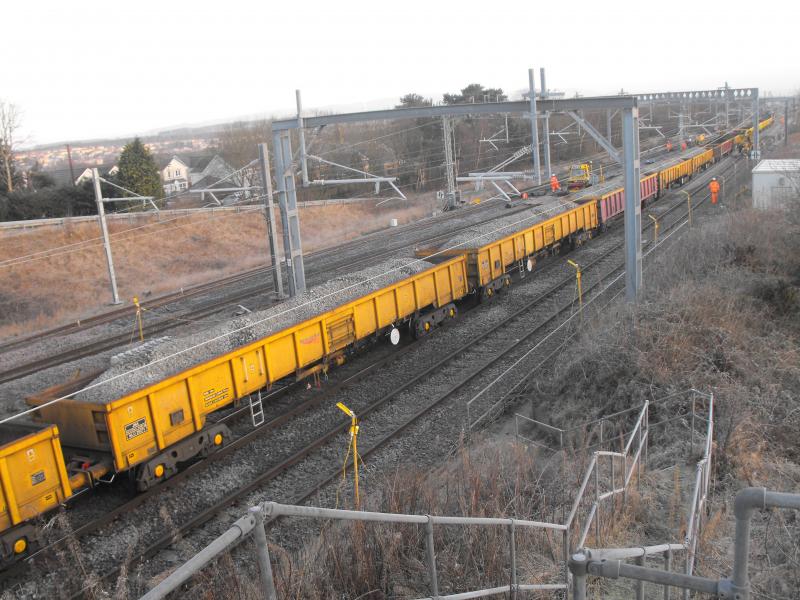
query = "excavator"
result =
(567, 162, 601, 191)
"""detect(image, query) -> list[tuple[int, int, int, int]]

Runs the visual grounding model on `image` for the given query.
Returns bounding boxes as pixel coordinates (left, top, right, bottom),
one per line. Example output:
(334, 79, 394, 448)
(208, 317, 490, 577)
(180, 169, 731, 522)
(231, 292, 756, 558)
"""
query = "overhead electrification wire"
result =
(0, 196, 583, 425)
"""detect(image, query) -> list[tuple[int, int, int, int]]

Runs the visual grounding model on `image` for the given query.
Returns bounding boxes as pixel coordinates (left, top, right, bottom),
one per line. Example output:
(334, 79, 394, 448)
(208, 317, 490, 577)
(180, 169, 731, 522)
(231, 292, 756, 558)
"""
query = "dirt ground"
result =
(0, 196, 437, 339)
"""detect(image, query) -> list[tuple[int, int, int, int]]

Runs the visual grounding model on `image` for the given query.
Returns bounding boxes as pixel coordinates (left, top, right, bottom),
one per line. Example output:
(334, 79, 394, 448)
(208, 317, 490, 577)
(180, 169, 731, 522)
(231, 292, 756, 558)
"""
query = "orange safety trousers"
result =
(709, 181, 720, 204)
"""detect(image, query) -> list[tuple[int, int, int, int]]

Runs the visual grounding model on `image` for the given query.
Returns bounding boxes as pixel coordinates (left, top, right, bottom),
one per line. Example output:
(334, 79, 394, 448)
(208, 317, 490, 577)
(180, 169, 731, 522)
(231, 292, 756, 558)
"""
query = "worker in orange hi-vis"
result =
(709, 177, 720, 204)
(550, 173, 561, 193)
(666, 139, 673, 152)
(681, 141, 688, 151)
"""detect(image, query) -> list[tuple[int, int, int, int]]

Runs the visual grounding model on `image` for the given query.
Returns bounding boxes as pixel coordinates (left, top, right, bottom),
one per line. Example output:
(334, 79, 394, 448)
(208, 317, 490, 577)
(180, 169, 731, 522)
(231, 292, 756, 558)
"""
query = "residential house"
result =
(160, 156, 191, 195)
(188, 154, 237, 186)
(74, 164, 118, 186)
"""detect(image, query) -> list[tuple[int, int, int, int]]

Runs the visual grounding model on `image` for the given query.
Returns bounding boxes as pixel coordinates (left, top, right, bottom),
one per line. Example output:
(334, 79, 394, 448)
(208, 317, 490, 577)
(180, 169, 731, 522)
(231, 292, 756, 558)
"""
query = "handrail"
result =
(139, 389, 715, 600)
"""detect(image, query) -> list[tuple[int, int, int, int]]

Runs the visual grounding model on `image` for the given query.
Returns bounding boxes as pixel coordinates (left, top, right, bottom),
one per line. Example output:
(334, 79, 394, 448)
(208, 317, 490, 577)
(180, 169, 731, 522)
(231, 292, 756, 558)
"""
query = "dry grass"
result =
(18, 197, 798, 599)
(245, 205, 800, 599)
(271, 442, 571, 599)
(0, 198, 437, 340)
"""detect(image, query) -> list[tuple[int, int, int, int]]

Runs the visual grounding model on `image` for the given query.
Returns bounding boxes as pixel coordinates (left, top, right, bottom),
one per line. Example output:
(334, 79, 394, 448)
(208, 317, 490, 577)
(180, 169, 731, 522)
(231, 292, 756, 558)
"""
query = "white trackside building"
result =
(751, 159, 800, 209)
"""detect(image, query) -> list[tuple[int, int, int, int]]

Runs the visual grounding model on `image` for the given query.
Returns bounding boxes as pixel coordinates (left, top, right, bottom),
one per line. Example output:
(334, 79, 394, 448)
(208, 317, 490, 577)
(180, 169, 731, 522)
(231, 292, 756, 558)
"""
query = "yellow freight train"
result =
(416, 199, 598, 300)
(0, 115, 774, 568)
(2, 256, 467, 564)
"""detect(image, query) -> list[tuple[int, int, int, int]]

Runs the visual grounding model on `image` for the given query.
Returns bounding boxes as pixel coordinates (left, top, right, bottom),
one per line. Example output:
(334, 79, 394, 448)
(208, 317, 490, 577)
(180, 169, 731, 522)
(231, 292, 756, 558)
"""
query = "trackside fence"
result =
(138, 389, 723, 600)
(569, 488, 800, 600)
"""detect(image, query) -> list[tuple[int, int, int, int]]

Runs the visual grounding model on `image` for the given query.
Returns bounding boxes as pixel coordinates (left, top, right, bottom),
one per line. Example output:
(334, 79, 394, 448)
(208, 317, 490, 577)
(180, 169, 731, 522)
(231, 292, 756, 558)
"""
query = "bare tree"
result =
(218, 120, 271, 169)
(0, 100, 21, 193)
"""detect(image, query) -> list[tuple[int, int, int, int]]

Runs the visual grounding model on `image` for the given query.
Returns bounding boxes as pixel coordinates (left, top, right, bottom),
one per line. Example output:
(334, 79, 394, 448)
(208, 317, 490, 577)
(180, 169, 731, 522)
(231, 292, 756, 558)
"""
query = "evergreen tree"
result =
(116, 137, 163, 200)
(443, 84, 507, 105)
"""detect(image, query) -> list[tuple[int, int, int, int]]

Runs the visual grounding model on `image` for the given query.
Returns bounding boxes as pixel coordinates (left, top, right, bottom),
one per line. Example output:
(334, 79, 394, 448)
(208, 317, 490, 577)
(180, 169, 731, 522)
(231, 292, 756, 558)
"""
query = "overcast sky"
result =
(6, 0, 798, 146)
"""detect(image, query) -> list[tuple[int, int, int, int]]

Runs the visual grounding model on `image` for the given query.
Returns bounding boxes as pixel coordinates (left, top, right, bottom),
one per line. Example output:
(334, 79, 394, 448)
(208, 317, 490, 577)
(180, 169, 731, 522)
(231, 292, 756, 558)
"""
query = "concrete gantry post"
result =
(92, 168, 122, 305)
(622, 106, 642, 301)
(540, 68, 552, 179)
(752, 89, 760, 159)
(257, 143, 284, 298)
(528, 68, 542, 185)
(784, 99, 790, 146)
(296, 89, 310, 186)
(606, 109, 613, 144)
(442, 117, 457, 209)
(271, 129, 307, 296)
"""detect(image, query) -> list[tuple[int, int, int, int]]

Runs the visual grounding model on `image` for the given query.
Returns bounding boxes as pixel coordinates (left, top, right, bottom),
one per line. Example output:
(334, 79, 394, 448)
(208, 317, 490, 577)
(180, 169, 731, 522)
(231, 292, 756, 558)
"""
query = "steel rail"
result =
(65, 194, 657, 598)
(21, 150, 740, 598)
(0, 203, 538, 384)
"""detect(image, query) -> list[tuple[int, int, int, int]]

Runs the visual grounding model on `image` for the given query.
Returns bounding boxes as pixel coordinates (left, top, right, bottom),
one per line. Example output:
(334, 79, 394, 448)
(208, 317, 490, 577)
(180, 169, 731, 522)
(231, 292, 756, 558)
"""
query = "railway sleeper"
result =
(410, 302, 458, 339)
(134, 423, 231, 492)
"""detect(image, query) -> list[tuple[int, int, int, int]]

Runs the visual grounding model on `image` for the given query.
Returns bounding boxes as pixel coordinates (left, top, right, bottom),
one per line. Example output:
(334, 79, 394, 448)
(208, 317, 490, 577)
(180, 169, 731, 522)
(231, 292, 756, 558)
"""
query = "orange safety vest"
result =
(709, 180, 720, 203)
(550, 175, 560, 191)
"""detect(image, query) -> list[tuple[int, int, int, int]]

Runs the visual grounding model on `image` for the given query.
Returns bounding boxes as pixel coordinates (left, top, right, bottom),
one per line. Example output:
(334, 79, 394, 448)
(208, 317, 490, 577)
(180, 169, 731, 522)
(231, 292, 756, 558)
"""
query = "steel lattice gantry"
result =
(272, 91, 644, 301)
(635, 87, 761, 153)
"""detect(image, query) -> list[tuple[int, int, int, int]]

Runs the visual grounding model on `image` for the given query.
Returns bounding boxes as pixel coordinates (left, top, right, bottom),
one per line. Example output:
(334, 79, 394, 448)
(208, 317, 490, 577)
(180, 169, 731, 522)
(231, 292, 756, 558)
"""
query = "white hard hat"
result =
(551, 173, 555, 176)
(712, 177, 717, 181)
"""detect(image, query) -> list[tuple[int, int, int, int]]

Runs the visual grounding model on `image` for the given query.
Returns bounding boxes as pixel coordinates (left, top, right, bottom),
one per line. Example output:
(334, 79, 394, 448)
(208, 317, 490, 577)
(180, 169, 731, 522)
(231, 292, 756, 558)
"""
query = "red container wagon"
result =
(713, 138, 734, 162)
(575, 172, 660, 229)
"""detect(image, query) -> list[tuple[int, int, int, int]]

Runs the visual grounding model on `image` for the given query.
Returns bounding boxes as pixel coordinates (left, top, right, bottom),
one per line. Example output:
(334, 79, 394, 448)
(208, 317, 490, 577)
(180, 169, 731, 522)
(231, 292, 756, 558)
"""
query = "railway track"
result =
(0, 197, 515, 356)
(31, 156, 735, 599)
(0, 126, 687, 363)
(0, 202, 535, 385)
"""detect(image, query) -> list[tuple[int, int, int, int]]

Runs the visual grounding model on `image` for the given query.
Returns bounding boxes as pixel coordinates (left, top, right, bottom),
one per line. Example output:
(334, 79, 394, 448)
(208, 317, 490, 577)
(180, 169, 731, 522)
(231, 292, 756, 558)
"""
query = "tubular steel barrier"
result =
(140, 391, 708, 600)
(0, 197, 383, 232)
(516, 390, 715, 590)
(569, 488, 800, 600)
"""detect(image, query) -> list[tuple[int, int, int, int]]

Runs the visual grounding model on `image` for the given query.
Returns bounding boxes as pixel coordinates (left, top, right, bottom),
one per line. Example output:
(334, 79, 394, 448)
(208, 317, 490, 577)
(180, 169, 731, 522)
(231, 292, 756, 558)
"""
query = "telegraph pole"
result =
(92, 168, 122, 305)
(66, 144, 76, 186)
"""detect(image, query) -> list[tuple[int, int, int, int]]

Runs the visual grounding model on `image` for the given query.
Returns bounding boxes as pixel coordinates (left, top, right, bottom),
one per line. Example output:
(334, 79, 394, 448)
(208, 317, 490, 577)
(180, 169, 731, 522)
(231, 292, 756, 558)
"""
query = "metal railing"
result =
(140, 391, 712, 600)
(0, 197, 377, 232)
(569, 488, 800, 600)
(515, 389, 715, 598)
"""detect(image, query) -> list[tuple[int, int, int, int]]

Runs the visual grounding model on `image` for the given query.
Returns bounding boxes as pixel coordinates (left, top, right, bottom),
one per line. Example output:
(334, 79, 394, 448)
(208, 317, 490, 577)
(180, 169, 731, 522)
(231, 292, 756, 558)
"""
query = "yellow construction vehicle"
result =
(567, 162, 601, 191)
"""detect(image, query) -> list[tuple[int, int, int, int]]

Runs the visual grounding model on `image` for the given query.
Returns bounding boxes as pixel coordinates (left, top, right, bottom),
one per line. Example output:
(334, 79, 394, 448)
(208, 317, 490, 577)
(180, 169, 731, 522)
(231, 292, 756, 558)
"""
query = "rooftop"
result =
(752, 159, 800, 174)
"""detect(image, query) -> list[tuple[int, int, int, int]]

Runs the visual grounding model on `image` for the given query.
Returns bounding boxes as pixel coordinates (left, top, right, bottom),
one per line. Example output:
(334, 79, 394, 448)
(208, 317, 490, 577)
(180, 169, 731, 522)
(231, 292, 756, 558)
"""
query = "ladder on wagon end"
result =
(249, 391, 265, 427)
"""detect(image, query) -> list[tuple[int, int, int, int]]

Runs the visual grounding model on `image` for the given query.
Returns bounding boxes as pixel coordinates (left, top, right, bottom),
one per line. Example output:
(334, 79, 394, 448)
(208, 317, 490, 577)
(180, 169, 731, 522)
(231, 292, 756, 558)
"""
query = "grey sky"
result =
(6, 0, 798, 146)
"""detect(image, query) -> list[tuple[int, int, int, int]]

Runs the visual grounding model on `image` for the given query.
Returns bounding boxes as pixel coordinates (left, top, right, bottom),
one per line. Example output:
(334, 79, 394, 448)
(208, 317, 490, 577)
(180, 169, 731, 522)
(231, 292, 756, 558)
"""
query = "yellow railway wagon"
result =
(658, 157, 693, 190)
(418, 202, 597, 298)
(0, 425, 71, 564)
(692, 149, 714, 172)
(29, 256, 469, 490)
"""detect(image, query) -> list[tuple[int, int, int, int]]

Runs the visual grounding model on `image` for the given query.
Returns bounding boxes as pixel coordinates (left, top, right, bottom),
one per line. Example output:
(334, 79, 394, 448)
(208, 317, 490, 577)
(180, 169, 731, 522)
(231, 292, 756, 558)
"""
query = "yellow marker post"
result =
(648, 215, 659, 246)
(567, 260, 582, 317)
(681, 191, 692, 226)
(336, 402, 361, 508)
(133, 296, 144, 342)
